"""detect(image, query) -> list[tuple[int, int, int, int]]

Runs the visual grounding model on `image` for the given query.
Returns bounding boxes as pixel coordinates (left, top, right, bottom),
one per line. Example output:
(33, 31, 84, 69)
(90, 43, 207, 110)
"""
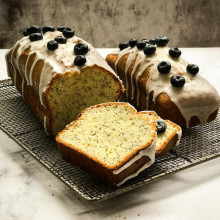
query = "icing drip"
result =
(113, 46, 220, 127)
(114, 47, 138, 97)
(114, 136, 156, 187)
(175, 129, 182, 147)
(24, 51, 32, 85)
(9, 41, 20, 86)
(43, 116, 49, 134)
(29, 55, 38, 86)
(21, 79, 24, 97)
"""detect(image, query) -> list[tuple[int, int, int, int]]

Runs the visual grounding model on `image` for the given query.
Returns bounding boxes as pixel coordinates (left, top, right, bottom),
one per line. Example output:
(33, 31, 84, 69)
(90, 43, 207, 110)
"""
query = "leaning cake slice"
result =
(140, 111, 182, 156)
(56, 102, 157, 186)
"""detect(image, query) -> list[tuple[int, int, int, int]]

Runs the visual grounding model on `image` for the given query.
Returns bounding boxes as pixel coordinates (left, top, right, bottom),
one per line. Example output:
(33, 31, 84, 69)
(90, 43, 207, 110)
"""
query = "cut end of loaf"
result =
(45, 66, 124, 136)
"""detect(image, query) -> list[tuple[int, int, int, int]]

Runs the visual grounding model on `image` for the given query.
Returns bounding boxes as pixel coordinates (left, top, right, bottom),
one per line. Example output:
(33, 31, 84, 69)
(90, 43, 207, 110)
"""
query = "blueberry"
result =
(129, 39, 137, 47)
(156, 120, 167, 133)
(47, 40, 58, 51)
(29, 33, 43, 42)
(137, 41, 146, 50)
(26, 25, 41, 35)
(157, 61, 171, 74)
(23, 29, 28, 36)
(63, 28, 75, 38)
(74, 42, 88, 55)
(187, 64, 199, 75)
(169, 48, 181, 58)
(42, 26, 55, 34)
(142, 39, 150, 44)
(57, 26, 67, 32)
(171, 75, 185, 87)
(155, 36, 169, 46)
(74, 55, 86, 66)
(119, 42, 129, 50)
(149, 39, 156, 45)
(143, 44, 156, 56)
(54, 36, 67, 44)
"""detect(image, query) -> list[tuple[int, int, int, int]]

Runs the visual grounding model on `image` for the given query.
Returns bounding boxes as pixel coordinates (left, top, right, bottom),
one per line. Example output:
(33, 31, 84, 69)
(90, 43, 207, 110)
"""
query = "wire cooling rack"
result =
(0, 79, 220, 202)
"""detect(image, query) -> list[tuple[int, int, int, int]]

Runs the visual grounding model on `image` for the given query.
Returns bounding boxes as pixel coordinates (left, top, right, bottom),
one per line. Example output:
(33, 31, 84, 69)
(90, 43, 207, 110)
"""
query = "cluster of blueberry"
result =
(23, 25, 88, 67)
(119, 36, 199, 88)
(119, 37, 170, 56)
(23, 25, 74, 44)
(157, 61, 199, 88)
(47, 25, 74, 51)
(119, 37, 182, 58)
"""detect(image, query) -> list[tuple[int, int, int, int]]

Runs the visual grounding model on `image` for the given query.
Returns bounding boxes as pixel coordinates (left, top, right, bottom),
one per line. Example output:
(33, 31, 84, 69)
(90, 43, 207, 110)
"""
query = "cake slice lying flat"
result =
(56, 102, 157, 186)
(140, 111, 182, 156)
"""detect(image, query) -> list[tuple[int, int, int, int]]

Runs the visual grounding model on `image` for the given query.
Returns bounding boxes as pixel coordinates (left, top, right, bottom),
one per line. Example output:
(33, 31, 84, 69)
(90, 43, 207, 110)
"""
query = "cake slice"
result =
(56, 102, 157, 186)
(140, 111, 182, 156)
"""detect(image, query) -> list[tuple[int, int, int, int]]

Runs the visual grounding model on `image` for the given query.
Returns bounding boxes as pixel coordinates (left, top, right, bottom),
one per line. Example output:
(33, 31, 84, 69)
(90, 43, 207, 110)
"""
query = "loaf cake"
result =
(106, 37, 220, 128)
(6, 25, 124, 136)
(56, 102, 157, 186)
(140, 111, 182, 156)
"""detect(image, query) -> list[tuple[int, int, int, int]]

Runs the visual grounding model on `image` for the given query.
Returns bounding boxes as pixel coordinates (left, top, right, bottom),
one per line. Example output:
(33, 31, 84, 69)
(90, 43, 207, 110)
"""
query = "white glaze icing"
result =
(175, 129, 182, 147)
(115, 136, 156, 187)
(8, 31, 120, 104)
(24, 51, 32, 85)
(112, 46, 220, 127)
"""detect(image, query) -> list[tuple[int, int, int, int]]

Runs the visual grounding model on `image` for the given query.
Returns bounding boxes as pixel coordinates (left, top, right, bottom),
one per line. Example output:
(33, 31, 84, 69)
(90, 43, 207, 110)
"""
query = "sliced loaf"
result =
(56, 102, 157, 186)
(6, 25, 124, 136)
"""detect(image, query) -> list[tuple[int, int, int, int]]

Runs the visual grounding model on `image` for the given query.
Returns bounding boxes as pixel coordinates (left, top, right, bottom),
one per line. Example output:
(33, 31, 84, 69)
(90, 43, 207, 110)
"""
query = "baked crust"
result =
(57, 140, 151, 185)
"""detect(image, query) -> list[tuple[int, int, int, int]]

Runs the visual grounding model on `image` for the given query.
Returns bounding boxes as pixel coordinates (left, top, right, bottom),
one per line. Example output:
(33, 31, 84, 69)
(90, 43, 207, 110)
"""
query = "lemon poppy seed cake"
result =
(140, 111, 182, 156)
(106, 37, 220, 128)
(56, 102, 157, 186)
(6, 25, 124, 136)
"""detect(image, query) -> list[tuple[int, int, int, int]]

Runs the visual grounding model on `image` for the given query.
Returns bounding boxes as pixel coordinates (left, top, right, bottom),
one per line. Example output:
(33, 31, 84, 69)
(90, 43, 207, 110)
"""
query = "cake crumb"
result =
(138, 214, 140, 216)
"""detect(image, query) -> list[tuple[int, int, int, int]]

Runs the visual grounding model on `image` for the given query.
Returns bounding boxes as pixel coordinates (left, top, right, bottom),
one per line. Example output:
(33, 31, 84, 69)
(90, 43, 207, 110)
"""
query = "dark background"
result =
(0, 0, 219, 48)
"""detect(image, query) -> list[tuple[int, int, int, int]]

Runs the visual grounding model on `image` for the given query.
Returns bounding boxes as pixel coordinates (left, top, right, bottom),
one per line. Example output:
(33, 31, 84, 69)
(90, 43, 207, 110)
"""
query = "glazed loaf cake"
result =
(140, 111, 182, 156)
(56, 102, 157, 186)
(106, 37, 220, 128)
(6, 25, 124, 136)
